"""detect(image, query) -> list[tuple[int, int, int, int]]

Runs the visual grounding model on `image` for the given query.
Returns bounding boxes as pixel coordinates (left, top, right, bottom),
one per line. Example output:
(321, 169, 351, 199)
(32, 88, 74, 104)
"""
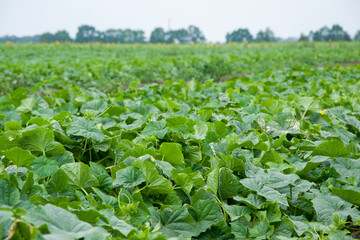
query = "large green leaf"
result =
(331, 157, 360, 182)
(249, 218, 274, 238)
(312, 194, 360, 223)
(0, 179, 20, 206)
(0, 210, 13, 239)
(159, 142, 184, 166)
(60, 162, 99, 190)
(113, 166, 145, 188)
(30, 156, 59, 179)
(207, 167, 238, 200)
(24, 204, 108, 239)
(312, 139, 350, 158)
(331, 186, 360, 206)
(66, 117, 104, 142)
(158, 206, 196, 238)
(80, 99, 108, 114)
(132, 159, 174, 195)
(4, 147, 35, 167)
(193, 200, 223, 235)
(46, 169, 69, 194)
(99, 209, 136, 237)
(20, 127, 65, 156)
(16, 97, 36, 113)
(231, 220, 249, 240)
(142, 120, 168, 139)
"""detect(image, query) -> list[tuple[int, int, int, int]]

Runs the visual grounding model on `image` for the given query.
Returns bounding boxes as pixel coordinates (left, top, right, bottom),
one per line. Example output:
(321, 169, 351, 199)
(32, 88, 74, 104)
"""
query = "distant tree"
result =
(39, 30, 72, 43)
(188, 25, 206, 43)
(313, 26, 330, 41)
(123, 29, 133, 43)
(255, 28, 277, 42)
(312, 25, 350, 42)
(150, 27, 166, 43)
(151, 25, 205, 44)
(226, 28, 253, 43)
(0, 35, 40, 43)
(54, 30, 72, 42)
(355, 30, 360, 41)
(165, 29, 191, 44)
(329, 24, 351, 41)
(104, 29, 124, 43)
(133, 30, 146, 43)
(39, 32, 56, 43)
(299, 33, 309, 41)
(76, 25, 99, 42)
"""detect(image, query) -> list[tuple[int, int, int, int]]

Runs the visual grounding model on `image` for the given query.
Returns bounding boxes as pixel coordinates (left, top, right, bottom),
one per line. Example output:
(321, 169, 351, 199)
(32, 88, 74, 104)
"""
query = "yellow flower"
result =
(244, 40, 248, 44)
(319, 110, 324, 115)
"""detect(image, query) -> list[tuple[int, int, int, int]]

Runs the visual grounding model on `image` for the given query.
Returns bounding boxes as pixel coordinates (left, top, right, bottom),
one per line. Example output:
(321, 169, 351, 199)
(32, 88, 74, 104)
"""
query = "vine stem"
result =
(80, 138, 88, 160)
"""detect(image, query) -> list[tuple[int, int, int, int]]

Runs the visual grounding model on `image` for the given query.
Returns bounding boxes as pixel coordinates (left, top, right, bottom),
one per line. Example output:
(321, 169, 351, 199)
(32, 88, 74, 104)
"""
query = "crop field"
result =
(1, 42, 360, 239)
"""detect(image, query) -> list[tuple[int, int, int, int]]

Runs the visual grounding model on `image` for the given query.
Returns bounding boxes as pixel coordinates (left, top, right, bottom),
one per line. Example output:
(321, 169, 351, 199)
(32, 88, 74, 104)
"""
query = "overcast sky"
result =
(1, 0, 359, 42)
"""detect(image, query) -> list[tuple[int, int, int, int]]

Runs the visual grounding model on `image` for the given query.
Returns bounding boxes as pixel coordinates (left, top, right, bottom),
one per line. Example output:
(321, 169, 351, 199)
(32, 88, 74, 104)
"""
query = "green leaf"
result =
(207, 167, 238, 200)
(66, 117, 104, 142)
(331, 157, 360, 182)
(133, 160, 174, 195)
(295, 156, 329, 175)
(60, 162, 99, 189)
(260, 149, 283, 165)
(4, 121, 21, 130)
(113, 166, 145, 188)
(158, 205, 196, 238)
(262, 99, 286, 115)
(207, 167, 220, 196)
(20, 127, 65, 156)
(249, 218, 274, 238)
(184, 145, 202, 162)
(312, 194, 360, 223)
(159, 142, 184, 166)
(219, 168, 238, 200)
(240, 178, 289, 207)
(99, 209, 137, 237)
(30, 156, 59, 179)
(331, 186, 360, 206)
(4, 147, 35, 167)
(24, 204, 108, 239)
(0, 210, 13, 239)
(296, 96, 319, 117)
(46, 169, 69, 194)
(16, 97, 36, 113)
(231, 220, 248, 240)
(193, 121, 208, 140)
(173, 172, 193, 196)
(312, 139, 350, 158)
(223, 203, 251, 222)
(0, 179, 20, 206)
(80, 99, 108, 114)
(142, 120, 168, 139)
(193, 200, 223, 235)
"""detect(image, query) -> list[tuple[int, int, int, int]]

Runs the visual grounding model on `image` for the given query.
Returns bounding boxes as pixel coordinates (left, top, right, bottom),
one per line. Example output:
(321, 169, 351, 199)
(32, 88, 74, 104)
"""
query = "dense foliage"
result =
(1, 60, 360, 239)
(1, 42, 360, 95)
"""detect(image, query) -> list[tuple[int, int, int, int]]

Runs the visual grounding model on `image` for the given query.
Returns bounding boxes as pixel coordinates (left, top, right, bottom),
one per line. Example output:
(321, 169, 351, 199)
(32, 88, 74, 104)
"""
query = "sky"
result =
(1, 0, 360, 42)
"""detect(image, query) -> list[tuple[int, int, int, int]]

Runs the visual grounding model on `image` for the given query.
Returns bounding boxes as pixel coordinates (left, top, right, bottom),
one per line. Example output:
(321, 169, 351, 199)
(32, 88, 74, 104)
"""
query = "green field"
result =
(1, 42, 360, 94)
(1, 42, 360, 239)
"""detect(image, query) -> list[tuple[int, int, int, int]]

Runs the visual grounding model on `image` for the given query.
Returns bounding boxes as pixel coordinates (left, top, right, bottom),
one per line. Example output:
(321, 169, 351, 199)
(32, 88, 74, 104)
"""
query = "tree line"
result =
(1, 24, 360, 43)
